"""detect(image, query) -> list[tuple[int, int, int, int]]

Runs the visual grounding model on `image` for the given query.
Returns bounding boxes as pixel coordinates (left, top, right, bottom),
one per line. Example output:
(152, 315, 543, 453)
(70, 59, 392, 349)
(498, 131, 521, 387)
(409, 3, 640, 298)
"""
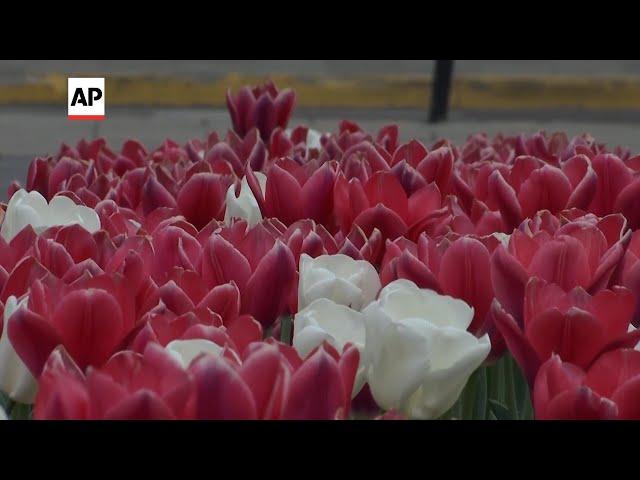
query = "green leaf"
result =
(510, 355, 535, 420)
(504, 355, 519, 418)
(473, 367, 488, 420)
(451, 396, 463, 420)
(10, 402, 32, 420)
(488, 399, 515, 420)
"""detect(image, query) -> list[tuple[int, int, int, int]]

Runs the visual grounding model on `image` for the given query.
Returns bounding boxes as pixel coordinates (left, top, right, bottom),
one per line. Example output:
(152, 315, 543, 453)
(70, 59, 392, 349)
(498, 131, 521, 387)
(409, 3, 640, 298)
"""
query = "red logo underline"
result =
(68, 115, 106, 121)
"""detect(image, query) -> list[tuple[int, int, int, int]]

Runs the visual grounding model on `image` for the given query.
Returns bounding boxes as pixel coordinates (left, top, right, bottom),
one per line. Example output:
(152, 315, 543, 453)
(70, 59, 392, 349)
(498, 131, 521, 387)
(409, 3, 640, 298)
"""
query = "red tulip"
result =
(494, 277, 640, 386)
(491, 212, 629, 322)
(333, 170, 444, 243)
(533, 348, 640, 420)
(282, 342, 359, 420)
(226, 81, 296, 141)
(241, 240, 296, 327)
(199, 234, 252, 291)
(34, 344, 194, 420)
(93, 200, 140, 238)
(141, 174, 177, 215)
(239, 160, 337, 227)
(486, 157, 583, 230)
(621, 230, 640, 326)
(176, 173, 232, 230)
(150, 225, 201, 283)
(512, 131, 566, 166)
(8, 269, 149, 376)
(588, 153, 634, 217)
(115, 339, 358, 420)
(131, 308, 261, 358)
(190, 342, 287, 420)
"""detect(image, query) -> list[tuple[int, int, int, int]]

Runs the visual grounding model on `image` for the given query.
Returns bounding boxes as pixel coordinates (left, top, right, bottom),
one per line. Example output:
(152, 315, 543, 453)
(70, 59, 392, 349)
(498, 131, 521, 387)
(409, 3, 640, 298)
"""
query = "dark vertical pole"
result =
(429, 60, 454, 123)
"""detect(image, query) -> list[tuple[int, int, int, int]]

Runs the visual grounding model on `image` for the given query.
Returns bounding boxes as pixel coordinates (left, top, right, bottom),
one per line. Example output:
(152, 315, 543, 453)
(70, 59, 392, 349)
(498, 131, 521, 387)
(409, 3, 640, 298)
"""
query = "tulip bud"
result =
(362, 279, 490, 419)
(166, 338, 225, 368)
(224, 173, 266, 228)
(298, 253, 381, 311)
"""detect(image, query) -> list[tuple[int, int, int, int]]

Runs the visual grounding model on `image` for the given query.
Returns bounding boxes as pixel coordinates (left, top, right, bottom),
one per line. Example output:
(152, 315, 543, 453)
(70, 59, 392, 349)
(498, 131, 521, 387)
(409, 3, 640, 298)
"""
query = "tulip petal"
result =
(104, 390, 175, 420)
(191, 355, 257, 420)
(353, 204, 408, 241)
(283, 346, 346, 420)
(200, 235, 251, 291)
(589, 153, 633, 216)
(225, 314, 263, 356)
(141, 175, 177, 216)
(488, 170, 523, 230)
(518, 165, 571, 218)
(52, 289, 125, 370)
(8, 307, 63, 377)
(242, 241, 296, 327)
(614, 177, 640, 230)
(240, 345, 288, 419)
(438, 237, 493, 332)
(177, 173, 228, 229)
(197, 283, 241, 324)
(364, 171, 409, 222)
(526, 307, 605, 369)
(264, 164, 303, 225)
(528, 237, 591, 291)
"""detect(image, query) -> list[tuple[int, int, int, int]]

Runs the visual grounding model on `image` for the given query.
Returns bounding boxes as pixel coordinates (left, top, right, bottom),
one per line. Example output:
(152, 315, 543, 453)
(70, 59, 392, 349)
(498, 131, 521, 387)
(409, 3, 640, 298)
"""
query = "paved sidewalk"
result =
(2, 105, 639, 195)
(3, 61, 640, 83)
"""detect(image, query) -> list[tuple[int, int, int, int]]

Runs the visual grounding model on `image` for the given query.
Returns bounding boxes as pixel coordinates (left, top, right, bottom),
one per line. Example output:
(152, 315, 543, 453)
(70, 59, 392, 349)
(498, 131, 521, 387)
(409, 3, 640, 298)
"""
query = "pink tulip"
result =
(226, 81, 296, 141)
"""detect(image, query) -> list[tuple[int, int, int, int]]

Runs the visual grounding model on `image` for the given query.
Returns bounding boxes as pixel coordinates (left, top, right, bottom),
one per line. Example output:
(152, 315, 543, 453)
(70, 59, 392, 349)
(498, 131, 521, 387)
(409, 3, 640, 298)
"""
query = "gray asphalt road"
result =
(2, 60, 640, 83)
(2, 105, 640, 196)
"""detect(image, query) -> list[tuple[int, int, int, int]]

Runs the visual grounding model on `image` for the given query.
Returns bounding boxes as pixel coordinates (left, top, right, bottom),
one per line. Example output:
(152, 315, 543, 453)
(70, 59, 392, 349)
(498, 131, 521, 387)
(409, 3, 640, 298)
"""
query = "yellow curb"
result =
(1, 73, 640, 110)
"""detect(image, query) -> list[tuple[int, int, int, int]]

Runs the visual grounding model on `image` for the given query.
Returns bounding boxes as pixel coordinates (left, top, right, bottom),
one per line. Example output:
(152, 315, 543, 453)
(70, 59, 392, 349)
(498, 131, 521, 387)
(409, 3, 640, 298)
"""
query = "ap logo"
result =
(68, 78, 105, 120)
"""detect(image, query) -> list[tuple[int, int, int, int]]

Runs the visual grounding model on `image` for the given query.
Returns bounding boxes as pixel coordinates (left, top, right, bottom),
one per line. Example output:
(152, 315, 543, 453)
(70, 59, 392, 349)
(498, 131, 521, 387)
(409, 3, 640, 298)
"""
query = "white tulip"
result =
(224, 172, 267, 228)
(0, 189, 100, 242)
(298, 254, 381, 311)
(0, 295, 38, 404)
(362, 279, 490, 419)
(293, 298, 367, 397)
(285, 128, 323, 150)
(305, 129, 323, 150)
(165, 339, 225, 368)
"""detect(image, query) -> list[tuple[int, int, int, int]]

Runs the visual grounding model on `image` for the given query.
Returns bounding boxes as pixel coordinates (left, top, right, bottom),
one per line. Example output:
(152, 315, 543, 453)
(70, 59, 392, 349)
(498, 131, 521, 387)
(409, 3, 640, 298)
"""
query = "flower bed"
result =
(1, 81, 640, 420)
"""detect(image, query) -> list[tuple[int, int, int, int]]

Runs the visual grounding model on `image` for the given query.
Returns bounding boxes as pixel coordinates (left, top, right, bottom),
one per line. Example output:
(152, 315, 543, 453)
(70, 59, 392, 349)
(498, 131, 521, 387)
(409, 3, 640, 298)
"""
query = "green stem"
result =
(9, 402, 32, 421)
(461, 370, 476, 420)
(473, 367, 488, 420)
(280, 315, 293, 345)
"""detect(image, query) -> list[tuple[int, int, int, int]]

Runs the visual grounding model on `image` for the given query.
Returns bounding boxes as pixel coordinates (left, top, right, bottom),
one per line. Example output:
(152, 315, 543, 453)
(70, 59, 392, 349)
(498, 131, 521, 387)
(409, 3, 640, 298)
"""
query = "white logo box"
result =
(68, 77, 105, 120)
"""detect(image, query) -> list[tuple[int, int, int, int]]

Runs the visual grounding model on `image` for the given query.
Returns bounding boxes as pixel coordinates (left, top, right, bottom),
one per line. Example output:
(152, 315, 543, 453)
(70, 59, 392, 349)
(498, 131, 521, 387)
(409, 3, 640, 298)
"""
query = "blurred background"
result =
(2, 59, 640, 192)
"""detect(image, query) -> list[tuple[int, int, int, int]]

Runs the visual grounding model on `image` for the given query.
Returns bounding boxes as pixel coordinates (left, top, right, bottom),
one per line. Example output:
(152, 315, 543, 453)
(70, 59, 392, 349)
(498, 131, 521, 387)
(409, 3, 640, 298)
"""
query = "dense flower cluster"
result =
(1, 80, 640, 420)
